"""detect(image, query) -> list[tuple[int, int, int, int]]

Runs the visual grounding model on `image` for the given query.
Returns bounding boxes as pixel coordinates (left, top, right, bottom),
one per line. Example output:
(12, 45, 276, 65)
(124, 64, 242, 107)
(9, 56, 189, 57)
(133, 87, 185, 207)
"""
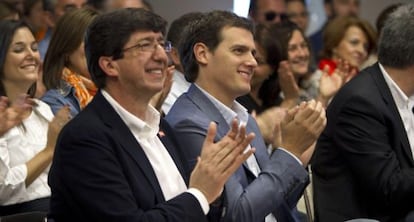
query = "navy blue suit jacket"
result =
(166, 84, 309, 222)
(48, 91, 207, 222)
(312, 63, 414, 222)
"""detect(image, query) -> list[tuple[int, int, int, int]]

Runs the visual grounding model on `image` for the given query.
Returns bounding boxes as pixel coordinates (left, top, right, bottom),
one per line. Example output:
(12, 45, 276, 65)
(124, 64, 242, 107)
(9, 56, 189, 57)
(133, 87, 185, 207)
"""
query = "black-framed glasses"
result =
(264, 11, 288, 22)
(121, 40, 172, 54)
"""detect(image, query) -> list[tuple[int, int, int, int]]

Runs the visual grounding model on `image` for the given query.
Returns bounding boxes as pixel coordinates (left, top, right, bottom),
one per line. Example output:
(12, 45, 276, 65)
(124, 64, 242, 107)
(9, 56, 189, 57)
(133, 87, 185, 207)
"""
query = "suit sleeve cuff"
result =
(187, 188, 210, 215)
(277, 147, 303, 166)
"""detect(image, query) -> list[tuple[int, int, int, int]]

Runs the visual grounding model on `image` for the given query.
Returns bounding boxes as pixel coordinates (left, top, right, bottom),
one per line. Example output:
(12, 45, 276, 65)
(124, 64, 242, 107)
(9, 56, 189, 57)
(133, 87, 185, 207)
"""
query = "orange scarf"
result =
(62, 68, 97, 109)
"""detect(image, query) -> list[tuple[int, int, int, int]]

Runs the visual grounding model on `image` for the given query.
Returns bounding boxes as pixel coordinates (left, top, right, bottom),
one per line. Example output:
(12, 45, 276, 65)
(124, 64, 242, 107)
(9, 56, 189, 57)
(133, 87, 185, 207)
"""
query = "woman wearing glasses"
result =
(41, 8, 98, 117)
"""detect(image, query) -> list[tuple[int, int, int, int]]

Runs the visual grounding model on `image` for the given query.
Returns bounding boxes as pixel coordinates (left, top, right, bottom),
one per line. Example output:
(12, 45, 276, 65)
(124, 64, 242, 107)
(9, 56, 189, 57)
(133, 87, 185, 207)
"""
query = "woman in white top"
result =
(0, 20, 70, 216)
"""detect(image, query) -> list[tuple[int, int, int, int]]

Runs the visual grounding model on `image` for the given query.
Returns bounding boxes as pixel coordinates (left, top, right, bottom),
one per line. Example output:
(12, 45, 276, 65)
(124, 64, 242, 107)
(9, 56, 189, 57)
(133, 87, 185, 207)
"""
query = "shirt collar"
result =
(379, 63, 414, 111)
(101, 89, 160, 139)
(194, 84, 249, 125)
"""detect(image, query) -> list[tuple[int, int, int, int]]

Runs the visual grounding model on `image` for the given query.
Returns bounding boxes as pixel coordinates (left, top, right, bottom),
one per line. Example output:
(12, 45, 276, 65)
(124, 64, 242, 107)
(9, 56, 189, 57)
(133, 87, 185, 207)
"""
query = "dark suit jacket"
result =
(48, 91, 207, 222)
(311, 63, 414, 222)
(165, 84, 309, 222)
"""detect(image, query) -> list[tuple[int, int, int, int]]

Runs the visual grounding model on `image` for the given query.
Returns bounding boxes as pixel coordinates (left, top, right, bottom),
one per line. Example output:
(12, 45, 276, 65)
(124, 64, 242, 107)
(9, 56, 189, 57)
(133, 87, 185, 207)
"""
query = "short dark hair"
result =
(85, 8, 167, 89)
(167, 12, 204, 47)
(179, 10, 254, 82)
(0, 20, 36, 97)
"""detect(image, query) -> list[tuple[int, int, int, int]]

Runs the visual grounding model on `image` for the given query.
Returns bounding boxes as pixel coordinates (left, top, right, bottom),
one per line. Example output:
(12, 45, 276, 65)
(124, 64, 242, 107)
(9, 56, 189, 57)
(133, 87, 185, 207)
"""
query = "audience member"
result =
(310, 0, 360, 61)
(23, 0, 47, 41)
(320, 16, 376, 72)
(48, 8, 254, 222)
(166, 10, 326, 222)
(162, 12, 204, 114)
(249, 0, 287, 24)
(286, 0, 309, 32)
(41, 8, 98, 117)
(0, 20, 70, 216)
(39, 0, 86, 60)
(311, 3, 414, 221)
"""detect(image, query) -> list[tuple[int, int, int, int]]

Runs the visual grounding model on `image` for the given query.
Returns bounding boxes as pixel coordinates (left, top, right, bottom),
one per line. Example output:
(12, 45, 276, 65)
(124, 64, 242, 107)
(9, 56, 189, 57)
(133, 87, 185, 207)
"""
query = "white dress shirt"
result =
(162, 70, 191, 115)
(0, 99, 54, 205)
(380, 63, 414, 159)
(195, 85, 277, 222)
(101, 90, 209, 214)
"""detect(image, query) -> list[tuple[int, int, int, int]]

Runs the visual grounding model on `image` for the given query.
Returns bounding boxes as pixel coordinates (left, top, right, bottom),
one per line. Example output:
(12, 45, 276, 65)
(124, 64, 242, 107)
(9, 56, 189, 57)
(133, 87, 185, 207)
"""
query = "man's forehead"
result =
(127, 31, 164, 41)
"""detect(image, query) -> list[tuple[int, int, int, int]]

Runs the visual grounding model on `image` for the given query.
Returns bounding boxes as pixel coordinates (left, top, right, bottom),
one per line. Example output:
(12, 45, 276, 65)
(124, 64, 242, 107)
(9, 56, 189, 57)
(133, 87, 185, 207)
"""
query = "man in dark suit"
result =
(166, 10, 326, 222)
(47, 8, 255, 222)
(311, 4, 414, 222)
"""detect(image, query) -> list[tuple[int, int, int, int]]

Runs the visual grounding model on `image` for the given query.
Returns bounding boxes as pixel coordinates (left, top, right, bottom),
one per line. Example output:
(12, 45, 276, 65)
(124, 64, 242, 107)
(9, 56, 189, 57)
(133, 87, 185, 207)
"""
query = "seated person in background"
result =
(0, 20, 70, 216)
(48, 8, 254, 222)
(319, 16, 377, 77)
(41, 8, 98, 117)
(311, 4, 414, 221)
(162, 12, 204, 115)
(166, 10, 326, 222)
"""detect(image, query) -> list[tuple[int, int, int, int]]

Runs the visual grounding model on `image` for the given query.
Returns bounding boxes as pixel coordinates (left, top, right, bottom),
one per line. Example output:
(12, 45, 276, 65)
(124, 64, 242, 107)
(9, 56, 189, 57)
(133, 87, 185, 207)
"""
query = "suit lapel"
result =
(369, 64, 414, 165)
(93, 92, 165, 202)
(187, 85, 264, 176)
(187, 85, 231, 138)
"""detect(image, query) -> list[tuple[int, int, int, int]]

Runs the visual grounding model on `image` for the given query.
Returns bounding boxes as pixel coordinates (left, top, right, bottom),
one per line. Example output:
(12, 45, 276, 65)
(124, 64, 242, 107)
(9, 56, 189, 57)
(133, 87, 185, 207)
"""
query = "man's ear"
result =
(98, 56, 119, 77)
(193, 42, 209, 65)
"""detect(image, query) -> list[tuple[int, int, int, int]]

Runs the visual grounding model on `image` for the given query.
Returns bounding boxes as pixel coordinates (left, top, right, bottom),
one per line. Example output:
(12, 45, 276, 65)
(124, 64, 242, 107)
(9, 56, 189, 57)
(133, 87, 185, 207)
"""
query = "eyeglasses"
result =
(264, 11, 288, 22)
(121, 40, 172, 55)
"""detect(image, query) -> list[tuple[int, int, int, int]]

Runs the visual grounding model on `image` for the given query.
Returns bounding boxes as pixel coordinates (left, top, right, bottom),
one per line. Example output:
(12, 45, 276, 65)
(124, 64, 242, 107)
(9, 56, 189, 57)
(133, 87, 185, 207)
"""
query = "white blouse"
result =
(0, 99, 54, 205)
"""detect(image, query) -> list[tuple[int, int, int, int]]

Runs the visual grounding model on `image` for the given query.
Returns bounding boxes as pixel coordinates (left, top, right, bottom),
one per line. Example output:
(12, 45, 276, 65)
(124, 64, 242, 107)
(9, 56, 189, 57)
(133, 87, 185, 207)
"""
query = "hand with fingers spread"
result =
(253, 107, 286, 148)
(278, 61, 300, 108)
(279, 100, 326, 161)
(189, 119, 255, 203)
(0, 95, 35, 136)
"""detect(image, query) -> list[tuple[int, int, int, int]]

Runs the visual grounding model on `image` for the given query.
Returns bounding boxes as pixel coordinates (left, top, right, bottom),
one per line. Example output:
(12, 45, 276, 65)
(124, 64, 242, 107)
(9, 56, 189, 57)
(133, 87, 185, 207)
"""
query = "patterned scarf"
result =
(62, 67, 97, 109)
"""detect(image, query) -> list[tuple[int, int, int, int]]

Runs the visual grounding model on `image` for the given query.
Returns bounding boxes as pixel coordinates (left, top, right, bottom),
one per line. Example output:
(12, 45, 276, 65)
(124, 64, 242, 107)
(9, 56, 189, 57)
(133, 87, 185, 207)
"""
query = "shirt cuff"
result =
(278, 147, 303, 165)
(187, 188, 210, 215)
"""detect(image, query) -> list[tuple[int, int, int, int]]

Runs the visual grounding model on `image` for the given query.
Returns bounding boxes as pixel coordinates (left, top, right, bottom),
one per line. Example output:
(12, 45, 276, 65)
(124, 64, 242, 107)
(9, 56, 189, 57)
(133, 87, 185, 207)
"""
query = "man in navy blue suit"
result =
(166, 10, 326, 222)
(47, 8, 255, 222)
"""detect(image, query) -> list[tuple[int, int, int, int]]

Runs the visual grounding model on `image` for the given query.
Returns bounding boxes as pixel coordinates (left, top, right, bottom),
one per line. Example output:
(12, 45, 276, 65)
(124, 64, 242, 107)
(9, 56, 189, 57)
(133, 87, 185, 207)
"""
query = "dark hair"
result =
(321, 16, 377, 60)
(85, 8, 167, 88)
(85, 0, 107, 12)
(167, 12, 204, 47)
(43, 8, 98, 90)
(42, 0, 56, 12)
(179, 10, 254, 82)
(376, 3, 402, 36)
(253, 23, 282, 109)
(0, 20, 36, 97)
(23, 0, 41, 16)
(378, 4, 414, 68)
